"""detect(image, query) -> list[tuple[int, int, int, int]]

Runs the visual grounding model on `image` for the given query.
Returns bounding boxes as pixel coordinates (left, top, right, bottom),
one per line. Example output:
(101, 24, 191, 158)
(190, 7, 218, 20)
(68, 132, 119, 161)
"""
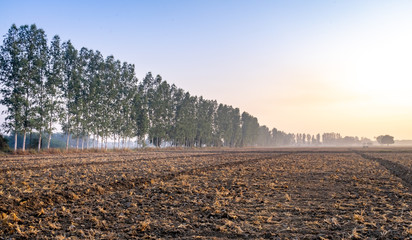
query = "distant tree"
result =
(376, 135, 394, 146)
(257, 125, 271, 146)
(272, 128, 295, 146)
(322, 132, 341, 145)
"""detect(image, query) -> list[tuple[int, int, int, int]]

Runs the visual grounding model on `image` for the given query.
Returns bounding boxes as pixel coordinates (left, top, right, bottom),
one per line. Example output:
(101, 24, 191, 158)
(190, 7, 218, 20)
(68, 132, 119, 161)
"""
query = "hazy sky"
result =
(1, 0, 412, 139)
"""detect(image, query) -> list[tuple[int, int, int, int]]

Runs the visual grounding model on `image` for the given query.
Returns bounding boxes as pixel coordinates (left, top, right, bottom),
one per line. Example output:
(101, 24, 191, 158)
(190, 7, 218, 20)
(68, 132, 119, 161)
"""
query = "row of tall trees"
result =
(1, 24, 381, 152)
(1, 24, 289, 151)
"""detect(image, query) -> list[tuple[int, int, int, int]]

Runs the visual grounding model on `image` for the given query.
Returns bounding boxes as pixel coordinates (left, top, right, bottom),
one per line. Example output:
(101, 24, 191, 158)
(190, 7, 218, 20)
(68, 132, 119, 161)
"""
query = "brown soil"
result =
(1, 148, 411, 239)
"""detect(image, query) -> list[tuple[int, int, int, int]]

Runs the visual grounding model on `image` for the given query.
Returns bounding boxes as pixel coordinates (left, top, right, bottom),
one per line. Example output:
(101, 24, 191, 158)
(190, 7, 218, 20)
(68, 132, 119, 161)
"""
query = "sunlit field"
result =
(1, 148, 411, 239)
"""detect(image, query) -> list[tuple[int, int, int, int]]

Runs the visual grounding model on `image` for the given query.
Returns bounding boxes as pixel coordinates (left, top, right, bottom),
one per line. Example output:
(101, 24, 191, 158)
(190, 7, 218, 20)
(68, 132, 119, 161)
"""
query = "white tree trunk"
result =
(66, 131, 70, 151)
(47, 133, 52, 149)
(22, 130, 27, 151)
(47, 119, 52, 149)
(38, 131, 42, 151)
(14, 131, 17, 152)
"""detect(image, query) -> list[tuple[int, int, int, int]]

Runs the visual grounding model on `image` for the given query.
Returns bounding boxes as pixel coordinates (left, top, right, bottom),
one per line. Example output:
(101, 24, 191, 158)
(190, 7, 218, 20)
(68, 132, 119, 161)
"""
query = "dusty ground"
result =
(0, 148, 411, 239)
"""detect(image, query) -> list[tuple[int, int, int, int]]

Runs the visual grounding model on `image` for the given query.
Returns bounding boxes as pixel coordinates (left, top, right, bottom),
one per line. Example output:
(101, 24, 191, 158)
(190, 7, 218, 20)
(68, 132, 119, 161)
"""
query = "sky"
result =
(1, 0, 412, 140)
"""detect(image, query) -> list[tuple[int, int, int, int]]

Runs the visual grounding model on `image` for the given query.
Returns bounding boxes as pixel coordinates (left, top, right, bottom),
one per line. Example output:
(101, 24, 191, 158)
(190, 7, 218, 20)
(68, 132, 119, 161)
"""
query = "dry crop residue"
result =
(0, 149, 411, 239)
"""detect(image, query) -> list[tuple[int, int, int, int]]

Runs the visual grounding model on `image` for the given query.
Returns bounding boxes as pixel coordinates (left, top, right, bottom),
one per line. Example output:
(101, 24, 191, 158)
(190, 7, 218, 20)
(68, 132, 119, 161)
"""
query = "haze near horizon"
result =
(1, 0, 411, 140)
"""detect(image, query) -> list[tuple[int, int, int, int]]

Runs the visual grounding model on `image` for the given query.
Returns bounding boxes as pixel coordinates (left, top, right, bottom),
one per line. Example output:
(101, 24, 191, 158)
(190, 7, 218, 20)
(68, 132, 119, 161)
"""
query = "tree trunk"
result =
(81, 136, 84, 150)
(14, 131, 17, 152)
(76, 137, 79, 150)
(48, 119, 52, 149)
(47, 132, 52, 149)
(66, 132, 70, 151)
(22, 129, 27, 151)
(38, 131, 42, 151)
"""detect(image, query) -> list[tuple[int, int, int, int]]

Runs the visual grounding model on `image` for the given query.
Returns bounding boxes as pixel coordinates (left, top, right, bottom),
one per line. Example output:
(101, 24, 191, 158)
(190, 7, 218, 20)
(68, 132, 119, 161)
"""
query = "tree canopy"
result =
(376, 135, 395, 146)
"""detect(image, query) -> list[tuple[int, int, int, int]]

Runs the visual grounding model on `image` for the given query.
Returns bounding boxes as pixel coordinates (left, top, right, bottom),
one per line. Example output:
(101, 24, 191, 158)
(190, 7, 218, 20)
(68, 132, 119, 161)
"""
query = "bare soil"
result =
(1, 148, 411, 239)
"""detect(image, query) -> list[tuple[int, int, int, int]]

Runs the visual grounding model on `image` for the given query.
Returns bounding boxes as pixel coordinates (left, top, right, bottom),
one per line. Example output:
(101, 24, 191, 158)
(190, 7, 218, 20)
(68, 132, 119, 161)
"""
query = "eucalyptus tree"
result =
(30, 27, 49, 151)
(241, 111, 259, 147)
(195, 97, 217, 147)
(61, 40, 79, 150)
(131, 86, 147, 147)
(111, 59, 122, 148)
(87, 50, 104, 148)
(170, 87, 185, 146)
(271, 128, 295, 146)
(141, 73, 170, 147)
(118, 62, 138, 147)
(146, 74, 161, 145)
(99, 56, 120, 149)
(140, 72, 155, 131)
(44, 35, 64, 149)
(215, 104, 235, 147)
(0, 24, 24, 152)
(174, 92, 197, 147)
(77, 47, 92, 149)
(149, 77, 174, 147)
(257, 125, 271, 146)
(229, 107, 241, 147)
(16, 24, 50, 151)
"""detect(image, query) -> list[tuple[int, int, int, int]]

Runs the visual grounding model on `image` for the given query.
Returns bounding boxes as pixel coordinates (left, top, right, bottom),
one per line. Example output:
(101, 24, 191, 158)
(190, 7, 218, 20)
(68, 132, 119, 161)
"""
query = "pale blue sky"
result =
(1, 1, 412, 139)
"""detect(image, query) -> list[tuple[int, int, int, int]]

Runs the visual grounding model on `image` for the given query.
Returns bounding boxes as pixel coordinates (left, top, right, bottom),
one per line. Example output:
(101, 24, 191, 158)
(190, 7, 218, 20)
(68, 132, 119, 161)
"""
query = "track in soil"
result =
(354, 151, 412, 192)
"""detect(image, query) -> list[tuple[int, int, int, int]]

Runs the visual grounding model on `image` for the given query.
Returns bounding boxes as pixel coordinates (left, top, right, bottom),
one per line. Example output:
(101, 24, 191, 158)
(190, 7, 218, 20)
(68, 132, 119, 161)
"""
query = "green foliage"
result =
(241, 112, 259, 147)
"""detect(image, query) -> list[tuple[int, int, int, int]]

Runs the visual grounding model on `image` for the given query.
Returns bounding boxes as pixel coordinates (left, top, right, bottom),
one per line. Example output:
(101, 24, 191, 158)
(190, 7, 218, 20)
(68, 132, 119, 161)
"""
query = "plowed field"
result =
(1, 148, 411, 239)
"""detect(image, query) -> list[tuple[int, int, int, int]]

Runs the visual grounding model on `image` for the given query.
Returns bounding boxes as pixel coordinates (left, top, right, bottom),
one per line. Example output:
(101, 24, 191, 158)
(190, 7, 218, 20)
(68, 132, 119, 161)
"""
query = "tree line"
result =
(0, 24, 299, 152)
(0, 24, 382, 152)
